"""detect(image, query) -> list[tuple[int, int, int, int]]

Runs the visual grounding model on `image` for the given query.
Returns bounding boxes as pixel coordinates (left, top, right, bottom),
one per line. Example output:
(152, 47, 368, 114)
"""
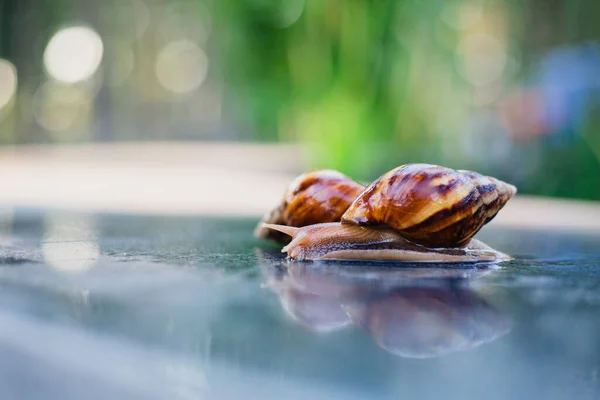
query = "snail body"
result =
(263, 222, 511, 263)
(257, 164, 516, 263)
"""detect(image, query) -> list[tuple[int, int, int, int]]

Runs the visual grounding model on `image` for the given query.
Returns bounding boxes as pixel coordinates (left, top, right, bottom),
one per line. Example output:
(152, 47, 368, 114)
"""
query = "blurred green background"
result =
(1, 0, 599, 199)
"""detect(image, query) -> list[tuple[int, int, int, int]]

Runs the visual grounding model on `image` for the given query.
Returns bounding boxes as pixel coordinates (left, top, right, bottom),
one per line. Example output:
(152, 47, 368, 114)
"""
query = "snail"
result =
(254, 169, 364, 244)
(341, 164, 516, 247)
(257, 164, 516, 263)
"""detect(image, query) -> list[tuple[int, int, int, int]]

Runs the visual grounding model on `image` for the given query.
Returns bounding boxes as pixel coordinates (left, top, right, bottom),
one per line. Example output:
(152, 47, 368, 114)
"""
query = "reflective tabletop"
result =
(0, 210, 599, 399)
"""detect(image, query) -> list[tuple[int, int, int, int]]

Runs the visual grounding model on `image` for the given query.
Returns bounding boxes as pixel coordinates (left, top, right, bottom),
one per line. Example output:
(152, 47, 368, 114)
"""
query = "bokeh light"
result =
(44, 26, 104, 83)
(32, 81, 92, 134)
(457, 34, 507, 87)
(42, 213, 99, 273)
(155, 40, 208, 94)
(0, 59, 18, 112)
(276, 0, 305, 28)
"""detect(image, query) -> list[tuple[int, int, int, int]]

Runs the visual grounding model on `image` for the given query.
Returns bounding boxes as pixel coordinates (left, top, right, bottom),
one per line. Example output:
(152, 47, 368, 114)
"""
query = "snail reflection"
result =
(258, 250, 510, 359)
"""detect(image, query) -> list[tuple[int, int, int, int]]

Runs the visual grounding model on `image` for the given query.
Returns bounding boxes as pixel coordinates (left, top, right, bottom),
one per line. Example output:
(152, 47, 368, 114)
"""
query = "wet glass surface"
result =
(1, 209, 600, 399)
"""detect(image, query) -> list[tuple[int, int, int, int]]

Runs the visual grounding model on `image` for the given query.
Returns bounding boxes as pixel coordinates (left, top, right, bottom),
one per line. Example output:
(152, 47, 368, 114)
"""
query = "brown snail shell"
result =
(341, 164, 516, 248)
(457, 169, 516, 224)
(262, 222, 511, 263)
(254, 170, 364, 244)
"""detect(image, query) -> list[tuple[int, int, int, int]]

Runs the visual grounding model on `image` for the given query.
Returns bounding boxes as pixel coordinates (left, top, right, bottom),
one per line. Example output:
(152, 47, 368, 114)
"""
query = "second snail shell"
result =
(254, 170, 364, 243)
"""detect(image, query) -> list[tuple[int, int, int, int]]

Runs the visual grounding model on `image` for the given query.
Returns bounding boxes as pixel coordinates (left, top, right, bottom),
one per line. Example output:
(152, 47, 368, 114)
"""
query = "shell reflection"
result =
(344, 286, 510, 359)
(258, 250, 510, 359)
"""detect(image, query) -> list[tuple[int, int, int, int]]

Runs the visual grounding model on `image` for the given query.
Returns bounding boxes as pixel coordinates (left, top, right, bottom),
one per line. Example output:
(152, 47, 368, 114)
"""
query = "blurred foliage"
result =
(217, 0, 600, 197)
(218, 0, 433, 179)
(0, 0, 599, 199)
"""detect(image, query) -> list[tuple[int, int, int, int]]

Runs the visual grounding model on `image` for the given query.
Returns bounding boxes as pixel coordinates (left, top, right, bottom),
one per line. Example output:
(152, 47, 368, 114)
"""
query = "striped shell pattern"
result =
(341, 164, 516, 247)
(254, 170, 364, 243)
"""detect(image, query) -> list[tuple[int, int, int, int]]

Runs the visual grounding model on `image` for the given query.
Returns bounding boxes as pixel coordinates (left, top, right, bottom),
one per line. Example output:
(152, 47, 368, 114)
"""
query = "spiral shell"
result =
(254, 170, 364, 243)
(341, 164, 516, 248)
(457, 170, 516, 224)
